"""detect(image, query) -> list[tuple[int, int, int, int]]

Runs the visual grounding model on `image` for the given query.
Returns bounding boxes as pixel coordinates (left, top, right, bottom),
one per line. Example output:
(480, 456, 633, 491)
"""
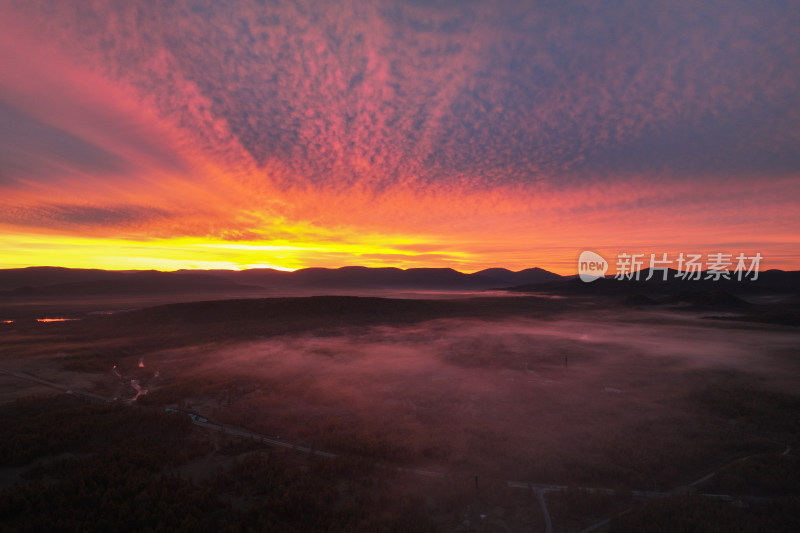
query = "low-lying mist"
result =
(142, 309, 800, 489)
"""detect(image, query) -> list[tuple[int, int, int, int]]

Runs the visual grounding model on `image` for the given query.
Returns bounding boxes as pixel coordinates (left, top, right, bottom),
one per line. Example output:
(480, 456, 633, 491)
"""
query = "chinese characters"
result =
(613, 252, 762, 281)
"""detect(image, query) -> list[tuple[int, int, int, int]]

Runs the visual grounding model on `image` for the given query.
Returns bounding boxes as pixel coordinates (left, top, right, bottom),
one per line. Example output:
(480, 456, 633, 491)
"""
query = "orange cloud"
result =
(0, 2, 798, 274)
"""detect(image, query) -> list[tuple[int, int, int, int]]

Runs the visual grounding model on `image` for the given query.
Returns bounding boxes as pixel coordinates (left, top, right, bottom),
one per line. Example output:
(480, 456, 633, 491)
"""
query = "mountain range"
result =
(1, 266, 798, 301)
(505, 268, 800, 297)
(0, 266, 563, 296)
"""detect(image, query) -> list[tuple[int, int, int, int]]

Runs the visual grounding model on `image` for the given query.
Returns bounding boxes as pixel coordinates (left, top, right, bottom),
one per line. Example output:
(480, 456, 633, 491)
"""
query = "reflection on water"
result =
(1, 320, 13, 324)
(36, 318, 79, 323)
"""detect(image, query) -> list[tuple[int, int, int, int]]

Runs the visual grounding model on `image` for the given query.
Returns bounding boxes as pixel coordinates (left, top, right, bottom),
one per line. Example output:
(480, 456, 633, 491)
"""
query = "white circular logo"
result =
(578, 250, 608, 282)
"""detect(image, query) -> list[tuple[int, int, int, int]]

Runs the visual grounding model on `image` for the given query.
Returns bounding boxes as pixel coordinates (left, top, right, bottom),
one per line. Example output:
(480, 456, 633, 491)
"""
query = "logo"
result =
(576, 250, 763, 282)
(578, 251, 608, 282)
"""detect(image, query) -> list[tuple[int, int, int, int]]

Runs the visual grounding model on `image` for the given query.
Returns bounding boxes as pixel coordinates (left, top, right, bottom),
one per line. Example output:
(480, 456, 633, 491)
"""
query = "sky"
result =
(1, 0, 798, 274)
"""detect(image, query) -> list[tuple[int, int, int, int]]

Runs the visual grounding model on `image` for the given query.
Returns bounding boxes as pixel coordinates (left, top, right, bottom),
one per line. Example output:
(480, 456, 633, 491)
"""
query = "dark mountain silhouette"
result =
(474, 267, 562, 285)
(0, 270, 260, 296)
(0, 267, 121, 290)
(222, 265, 563, 289)
(193, 268, 293, 286)
(3, 265, 796, 303)
(505, 268, 800, 299)
(0, 265, 563, 296)
(503, 268, 800, 321)
(221, 266, 509, 289)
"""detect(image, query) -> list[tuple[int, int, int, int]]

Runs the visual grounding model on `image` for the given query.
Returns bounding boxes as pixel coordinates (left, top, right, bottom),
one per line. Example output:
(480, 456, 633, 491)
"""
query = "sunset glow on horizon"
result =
(1, 1, 798, 275)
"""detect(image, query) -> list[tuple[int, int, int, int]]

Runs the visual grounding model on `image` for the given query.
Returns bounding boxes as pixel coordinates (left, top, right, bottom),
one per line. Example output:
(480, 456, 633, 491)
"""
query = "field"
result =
(1, 292, 799, 532)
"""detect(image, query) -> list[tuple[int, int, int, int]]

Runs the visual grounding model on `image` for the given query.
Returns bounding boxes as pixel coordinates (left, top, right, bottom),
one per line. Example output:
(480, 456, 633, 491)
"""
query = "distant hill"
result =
(219, 265, 562, 289)
(287, 266, 485, 289)
(0, 265, 564, 296)
(505, 268, 800, 302)
(44, 271, 264, 295)
(0, 267, 121, 290)
(0, 269, 262, 296)
(215, 266, 512, 289)
(3, 266, 797, 301)
(474, 267, 562, 285)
